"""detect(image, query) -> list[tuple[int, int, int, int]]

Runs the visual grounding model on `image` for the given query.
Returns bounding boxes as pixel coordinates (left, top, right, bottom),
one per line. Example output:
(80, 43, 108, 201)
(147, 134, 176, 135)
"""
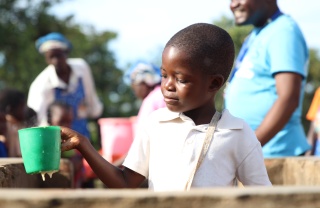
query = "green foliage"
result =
(0, 0, 139, 120)
(303, 50, 320, 129)
(213, 16, 252, 112)
(214, 16, 253, 55)
(307, 50, 320, 86)
(213, 16, 320, 132)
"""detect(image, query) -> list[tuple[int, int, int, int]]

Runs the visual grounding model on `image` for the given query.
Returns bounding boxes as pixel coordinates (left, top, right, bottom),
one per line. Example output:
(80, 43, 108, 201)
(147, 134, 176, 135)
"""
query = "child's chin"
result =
(166, 106, 182, 113)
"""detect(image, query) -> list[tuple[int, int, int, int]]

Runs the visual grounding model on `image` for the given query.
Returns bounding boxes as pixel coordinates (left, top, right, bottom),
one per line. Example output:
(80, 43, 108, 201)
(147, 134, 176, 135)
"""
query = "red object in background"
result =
(84, 117, 137, 180)
(98, 117, 135, 163)
(82, 149, 102, 180)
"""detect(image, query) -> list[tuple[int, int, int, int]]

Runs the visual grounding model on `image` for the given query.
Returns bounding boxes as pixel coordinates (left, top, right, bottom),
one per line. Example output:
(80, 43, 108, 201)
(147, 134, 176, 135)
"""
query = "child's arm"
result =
(60, 126, 146, 188)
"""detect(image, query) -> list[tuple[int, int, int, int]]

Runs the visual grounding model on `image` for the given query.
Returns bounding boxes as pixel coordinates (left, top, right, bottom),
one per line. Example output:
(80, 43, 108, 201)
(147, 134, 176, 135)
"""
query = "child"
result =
(47, 101, 84, 188)
(61, 23, 271, 191)
(47, 101, 73, 129)
(0, 88, 27, 157)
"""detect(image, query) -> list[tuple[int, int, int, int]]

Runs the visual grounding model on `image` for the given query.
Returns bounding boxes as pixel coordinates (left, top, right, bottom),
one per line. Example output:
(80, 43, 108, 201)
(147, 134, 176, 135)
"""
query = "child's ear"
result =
(208, 74, 224, 92)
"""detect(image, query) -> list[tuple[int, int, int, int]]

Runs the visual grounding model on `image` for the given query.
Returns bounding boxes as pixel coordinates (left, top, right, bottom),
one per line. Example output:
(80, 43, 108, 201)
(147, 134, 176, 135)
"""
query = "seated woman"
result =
(124, 60, 166, 128)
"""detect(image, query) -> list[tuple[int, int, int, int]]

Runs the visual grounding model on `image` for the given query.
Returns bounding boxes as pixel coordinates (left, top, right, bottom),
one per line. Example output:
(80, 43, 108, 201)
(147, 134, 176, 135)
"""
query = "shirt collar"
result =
(47, 65, 65, 88)
(268, 9, 283, 23)
(158, 108, 181, 121)
(157, 108, 243, 130)
(218, 109, 243, 130)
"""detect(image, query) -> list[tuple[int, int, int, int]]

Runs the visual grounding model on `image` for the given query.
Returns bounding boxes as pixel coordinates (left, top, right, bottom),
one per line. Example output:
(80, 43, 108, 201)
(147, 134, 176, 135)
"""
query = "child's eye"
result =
(161, 74, 167, 78)
(176, 78, 187, 83)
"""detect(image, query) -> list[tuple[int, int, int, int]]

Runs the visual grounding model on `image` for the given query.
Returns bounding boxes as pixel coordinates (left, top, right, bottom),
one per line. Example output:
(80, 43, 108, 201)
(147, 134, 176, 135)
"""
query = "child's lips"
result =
(164, 96, 179, 105)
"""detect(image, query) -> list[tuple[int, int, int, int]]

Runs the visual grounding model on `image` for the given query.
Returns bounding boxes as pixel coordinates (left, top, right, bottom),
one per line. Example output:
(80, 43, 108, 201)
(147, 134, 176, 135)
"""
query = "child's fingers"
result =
(61, 140, 74, 152)
(60, 126, 81, 151)
(60, 126, 75, 140)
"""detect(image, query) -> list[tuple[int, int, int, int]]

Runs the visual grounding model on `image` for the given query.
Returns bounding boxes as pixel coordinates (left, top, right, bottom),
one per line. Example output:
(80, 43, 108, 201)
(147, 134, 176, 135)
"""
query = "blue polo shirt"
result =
(225, 15, 311, 157)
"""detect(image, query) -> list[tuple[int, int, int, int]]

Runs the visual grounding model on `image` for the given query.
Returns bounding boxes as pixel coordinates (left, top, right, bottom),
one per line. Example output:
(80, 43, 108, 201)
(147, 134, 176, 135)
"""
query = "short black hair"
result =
(25, 107, 38, 127)
(0, 88, 25, 113)
(165, 23, 235, 84)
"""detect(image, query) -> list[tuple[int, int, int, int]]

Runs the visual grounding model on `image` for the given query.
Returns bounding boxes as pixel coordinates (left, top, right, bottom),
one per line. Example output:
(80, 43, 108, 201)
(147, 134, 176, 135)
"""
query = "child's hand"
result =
(60, 126, 82, 152)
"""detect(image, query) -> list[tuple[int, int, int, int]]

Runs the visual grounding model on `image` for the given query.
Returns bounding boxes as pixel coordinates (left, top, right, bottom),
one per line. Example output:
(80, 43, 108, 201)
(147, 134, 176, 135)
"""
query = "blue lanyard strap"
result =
(229, 9, 283, 82)
(269, 9, 283, 22)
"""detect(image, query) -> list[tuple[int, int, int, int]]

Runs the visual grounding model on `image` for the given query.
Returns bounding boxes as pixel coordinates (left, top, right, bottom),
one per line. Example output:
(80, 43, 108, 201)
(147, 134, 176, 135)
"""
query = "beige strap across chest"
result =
(185, 111, 222, 190)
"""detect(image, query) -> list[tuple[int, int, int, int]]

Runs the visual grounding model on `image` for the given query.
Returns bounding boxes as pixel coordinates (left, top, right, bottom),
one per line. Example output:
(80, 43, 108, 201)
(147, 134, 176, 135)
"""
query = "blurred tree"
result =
(0, 0, 138, 119)
(213, 16, 252, 112)
(213, 16, 320, 132)
(303, 49, 320, 129)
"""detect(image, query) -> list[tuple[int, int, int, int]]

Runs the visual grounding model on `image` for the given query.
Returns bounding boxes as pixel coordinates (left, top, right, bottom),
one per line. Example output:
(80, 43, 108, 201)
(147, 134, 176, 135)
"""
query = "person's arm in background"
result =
(27, 72, 54, 126)
(79, 58, 103, 119)
(305, 121, 316, 155)
(255, 72, 302, 146)
(304, 87, 320, 155)
(255, 20, 309, 147)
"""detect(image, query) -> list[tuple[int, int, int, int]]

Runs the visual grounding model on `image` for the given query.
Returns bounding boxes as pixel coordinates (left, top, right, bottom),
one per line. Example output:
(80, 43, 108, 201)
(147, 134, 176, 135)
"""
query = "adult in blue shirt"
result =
(225, 0, 311, 157)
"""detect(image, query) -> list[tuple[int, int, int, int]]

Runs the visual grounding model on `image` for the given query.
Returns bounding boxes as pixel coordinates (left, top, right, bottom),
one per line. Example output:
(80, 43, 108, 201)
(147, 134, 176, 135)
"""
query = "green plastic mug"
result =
(18, 126, 61, 174)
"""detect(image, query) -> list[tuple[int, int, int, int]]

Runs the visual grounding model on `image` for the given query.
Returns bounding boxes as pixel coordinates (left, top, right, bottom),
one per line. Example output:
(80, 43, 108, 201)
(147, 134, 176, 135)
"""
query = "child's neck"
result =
(57, 65, 71, 84)
(184, 107, 216, 126)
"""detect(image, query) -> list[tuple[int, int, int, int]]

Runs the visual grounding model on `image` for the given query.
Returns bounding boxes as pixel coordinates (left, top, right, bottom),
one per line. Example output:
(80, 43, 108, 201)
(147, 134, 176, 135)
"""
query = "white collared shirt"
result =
(123, 108, 271, 191)
(27, 58, 103, 126)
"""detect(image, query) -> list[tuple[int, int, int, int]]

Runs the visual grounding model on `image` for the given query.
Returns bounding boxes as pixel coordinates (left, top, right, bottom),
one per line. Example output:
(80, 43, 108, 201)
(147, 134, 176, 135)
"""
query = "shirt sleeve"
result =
(79, 59, 103, 119)
(123, 120, 150, 178)
(27, 71, 54, 126)
(237, 143, 272, 186)
(268, 21, 308, 78)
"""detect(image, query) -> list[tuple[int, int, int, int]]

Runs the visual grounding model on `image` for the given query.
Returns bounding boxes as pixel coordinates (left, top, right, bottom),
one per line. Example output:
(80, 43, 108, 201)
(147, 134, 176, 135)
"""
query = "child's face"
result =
(51, 107, 73, 128)
(160, 46, 216, 114)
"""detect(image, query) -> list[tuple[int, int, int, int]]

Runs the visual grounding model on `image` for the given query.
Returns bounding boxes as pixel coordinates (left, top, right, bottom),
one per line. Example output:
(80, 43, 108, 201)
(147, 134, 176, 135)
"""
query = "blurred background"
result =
(0, 0, 319, 146)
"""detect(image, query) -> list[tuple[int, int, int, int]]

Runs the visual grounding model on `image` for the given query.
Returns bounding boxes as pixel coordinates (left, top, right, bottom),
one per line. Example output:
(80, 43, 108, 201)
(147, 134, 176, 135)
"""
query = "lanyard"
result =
(228, 9, 283, 82)
(185, 110, 222, 190)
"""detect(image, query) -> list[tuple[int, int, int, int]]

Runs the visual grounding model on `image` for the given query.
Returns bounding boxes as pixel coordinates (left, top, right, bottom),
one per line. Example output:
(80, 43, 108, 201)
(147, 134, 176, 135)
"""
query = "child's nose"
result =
(163, 77, 175, 91)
